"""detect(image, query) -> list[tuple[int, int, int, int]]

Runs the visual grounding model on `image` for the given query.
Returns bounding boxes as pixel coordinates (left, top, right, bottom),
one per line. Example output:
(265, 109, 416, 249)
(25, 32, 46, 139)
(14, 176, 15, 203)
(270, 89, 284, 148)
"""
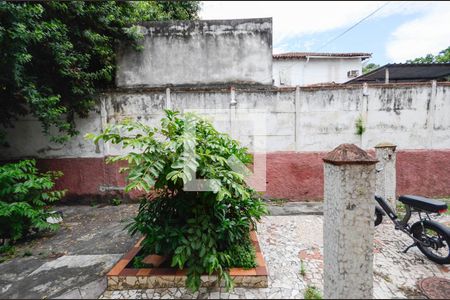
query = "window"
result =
(347, 70, 359, 78)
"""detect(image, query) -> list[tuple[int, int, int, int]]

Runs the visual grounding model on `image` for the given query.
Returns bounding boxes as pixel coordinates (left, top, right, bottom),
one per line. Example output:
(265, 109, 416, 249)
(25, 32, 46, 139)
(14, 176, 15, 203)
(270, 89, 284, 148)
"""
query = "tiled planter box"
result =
(107, 231, 268, 290)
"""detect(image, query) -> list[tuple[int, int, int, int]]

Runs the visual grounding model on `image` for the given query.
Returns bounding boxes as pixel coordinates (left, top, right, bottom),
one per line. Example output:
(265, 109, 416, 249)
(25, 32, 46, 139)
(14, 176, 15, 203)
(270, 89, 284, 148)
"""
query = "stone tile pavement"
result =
(101, 214, 450, 299)
(1, 203, 448, 299)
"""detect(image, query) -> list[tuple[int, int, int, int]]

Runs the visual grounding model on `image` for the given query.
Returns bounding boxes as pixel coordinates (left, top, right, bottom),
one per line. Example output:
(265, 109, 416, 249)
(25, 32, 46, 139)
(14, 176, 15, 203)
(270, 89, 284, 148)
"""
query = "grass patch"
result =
(396, 201, 405, 213)
(396, 202, 406, 220)
(0, 244, 16, 264)
(0, 244, 15, 256)
(300, 259, 306, 277)
(304, 286, 322, 300)
(355, 115, 366, 136)
(267, 198, 288, 206)
(374, 270, 392, 283)
(111, 198, 122, 206)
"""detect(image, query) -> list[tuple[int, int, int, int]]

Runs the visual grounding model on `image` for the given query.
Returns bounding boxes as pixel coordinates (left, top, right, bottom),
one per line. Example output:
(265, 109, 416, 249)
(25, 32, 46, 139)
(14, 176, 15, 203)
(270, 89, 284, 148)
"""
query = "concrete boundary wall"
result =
(116, 18, 273, 87)
(2, 82, 450, 201)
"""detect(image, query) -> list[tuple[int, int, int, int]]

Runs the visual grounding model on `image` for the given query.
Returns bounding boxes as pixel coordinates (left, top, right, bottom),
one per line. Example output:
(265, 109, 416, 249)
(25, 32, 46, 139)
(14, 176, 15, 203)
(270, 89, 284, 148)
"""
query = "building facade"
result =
(272, 52, 371, 86)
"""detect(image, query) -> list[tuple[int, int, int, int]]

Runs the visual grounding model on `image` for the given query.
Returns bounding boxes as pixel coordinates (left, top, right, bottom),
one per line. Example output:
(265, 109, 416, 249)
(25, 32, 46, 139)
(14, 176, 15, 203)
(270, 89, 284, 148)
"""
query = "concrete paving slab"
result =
(1, 254, 120, 299)
(267, 202, 323, 216)
(0, 204, 139, 299)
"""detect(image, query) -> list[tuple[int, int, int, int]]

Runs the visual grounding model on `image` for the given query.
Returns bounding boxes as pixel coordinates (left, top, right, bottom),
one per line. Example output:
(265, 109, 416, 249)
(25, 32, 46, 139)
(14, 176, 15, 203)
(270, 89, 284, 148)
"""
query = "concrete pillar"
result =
(427, 80, 437, 148)
(165, 88, 171, 110)
(375, 142, 397, 212)
(323, 144, 378, 299)
(294, 85, 301, 151)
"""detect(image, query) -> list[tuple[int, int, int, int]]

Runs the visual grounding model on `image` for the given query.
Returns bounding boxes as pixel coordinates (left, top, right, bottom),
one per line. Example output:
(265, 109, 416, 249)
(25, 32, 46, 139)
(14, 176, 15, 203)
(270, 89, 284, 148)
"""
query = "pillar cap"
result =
(374, 142, 397, 150)
(323, 143, 378, 165)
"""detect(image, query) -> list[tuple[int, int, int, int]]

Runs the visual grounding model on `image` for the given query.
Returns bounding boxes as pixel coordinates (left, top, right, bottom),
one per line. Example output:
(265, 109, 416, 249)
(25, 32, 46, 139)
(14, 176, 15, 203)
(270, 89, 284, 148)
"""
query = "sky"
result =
(199, 1, 450, 65)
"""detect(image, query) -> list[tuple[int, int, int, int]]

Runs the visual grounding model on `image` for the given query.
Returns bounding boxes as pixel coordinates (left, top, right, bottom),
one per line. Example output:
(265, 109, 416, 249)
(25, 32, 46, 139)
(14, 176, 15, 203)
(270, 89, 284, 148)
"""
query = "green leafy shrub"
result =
(224, 236, 257, 269)
(0, 159, 65, 243)
(87, 110, 267, 291)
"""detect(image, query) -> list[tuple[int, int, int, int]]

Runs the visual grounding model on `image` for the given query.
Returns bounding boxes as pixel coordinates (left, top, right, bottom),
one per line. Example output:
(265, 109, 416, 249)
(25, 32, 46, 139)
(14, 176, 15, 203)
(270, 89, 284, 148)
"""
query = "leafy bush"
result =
(87, 110, 267, 291)
(0, 1, 200, 143)
(0, 159, 65, 243)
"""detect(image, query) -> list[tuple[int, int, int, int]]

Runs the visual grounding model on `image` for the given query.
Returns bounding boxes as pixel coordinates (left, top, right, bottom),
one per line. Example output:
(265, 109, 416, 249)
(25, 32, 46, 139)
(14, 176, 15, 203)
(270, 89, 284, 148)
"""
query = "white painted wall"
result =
(1, 83, 449, 159)
(272, 57, 363, 86)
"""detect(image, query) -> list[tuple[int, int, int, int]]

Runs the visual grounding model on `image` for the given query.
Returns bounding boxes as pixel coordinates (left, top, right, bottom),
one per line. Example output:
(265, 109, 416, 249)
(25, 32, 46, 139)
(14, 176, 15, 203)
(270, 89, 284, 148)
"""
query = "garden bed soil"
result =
(107, 231, 268, 290)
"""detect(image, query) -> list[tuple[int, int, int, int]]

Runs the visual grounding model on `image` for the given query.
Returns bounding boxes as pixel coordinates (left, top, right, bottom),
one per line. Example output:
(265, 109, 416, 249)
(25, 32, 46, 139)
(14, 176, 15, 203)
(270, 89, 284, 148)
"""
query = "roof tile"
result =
(273, 52, 372, 59)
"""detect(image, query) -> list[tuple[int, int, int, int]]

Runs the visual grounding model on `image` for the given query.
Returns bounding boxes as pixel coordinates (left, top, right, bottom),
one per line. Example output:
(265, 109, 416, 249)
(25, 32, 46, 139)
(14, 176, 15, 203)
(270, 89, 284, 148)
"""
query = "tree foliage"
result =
(362, 63, 380, 74)
(0, 159, 65, 243)
(0, 1, 200, 143)
(86, 110, 266, 291)
(407, 46, 450, 64)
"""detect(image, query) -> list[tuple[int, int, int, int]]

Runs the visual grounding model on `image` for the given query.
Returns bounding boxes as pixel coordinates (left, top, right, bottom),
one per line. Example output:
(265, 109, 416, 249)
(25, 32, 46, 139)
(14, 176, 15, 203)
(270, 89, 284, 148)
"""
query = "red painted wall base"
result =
(33, 150, 450, 202)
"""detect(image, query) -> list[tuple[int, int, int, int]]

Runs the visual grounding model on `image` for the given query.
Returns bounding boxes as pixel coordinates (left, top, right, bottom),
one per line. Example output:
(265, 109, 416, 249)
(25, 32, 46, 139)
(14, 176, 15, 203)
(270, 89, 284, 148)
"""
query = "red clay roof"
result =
(273, 52, 372, 59)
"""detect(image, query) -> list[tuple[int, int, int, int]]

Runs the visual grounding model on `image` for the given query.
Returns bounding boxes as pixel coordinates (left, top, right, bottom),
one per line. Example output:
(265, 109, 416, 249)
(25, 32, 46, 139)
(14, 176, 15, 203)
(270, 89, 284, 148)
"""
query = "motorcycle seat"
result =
(398, 195, 447, 213)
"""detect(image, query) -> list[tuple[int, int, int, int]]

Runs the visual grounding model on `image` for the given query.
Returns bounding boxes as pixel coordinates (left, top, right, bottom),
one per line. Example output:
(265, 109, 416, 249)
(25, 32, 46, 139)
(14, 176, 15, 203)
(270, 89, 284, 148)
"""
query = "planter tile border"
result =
(107, 232, 268, 290)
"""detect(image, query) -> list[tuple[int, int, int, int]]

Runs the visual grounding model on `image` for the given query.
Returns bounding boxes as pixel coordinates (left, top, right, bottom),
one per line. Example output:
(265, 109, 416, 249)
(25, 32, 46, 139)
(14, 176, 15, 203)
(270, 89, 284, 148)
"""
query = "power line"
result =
(267, 1, 393, 84)
(315, 1, 391, 52)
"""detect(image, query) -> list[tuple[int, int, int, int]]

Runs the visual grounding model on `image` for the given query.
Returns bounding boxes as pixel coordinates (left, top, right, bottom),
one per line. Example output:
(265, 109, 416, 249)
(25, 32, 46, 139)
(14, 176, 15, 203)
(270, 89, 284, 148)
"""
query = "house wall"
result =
(116, 18, 273, 87)
(2, 82, 450, 202)
(272, 57, 363, 86)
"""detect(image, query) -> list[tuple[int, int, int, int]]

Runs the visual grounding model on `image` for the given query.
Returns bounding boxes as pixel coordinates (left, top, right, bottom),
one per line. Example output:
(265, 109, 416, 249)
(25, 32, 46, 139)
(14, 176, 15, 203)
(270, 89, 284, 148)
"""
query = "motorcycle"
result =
(374, 194, 450, 264)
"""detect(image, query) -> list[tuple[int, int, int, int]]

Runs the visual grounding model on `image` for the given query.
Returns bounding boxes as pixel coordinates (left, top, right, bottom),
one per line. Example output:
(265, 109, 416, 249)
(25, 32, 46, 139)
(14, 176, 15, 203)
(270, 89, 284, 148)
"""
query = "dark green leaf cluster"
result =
(0, 1, 200, 143)
(223, 236, 257, 270)
(406, 46, 450, 64)
(362, 63, 380, 74)
(0, 159, 65, 242)
(87, 110, 267, 291)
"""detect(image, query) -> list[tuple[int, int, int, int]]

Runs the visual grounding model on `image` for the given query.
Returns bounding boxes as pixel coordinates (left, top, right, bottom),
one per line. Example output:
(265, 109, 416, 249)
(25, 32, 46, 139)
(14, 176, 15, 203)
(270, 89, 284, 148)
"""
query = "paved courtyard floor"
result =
(0, 204, 140, 299)
(101, 214, 450, 299)
(1, 203, 449, 299)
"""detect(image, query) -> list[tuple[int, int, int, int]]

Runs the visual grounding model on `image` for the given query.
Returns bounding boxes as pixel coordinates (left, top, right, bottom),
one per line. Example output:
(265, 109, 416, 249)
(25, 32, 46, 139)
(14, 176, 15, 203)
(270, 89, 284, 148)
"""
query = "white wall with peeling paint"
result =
(1, 83, 450, 159)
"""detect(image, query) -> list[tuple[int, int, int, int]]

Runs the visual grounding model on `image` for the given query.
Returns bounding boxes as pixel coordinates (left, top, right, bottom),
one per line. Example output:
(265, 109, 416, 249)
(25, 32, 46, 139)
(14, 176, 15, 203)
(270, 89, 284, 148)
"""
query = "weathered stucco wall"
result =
(116, 18, 273, 87)
(2, 83, 450, 201)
